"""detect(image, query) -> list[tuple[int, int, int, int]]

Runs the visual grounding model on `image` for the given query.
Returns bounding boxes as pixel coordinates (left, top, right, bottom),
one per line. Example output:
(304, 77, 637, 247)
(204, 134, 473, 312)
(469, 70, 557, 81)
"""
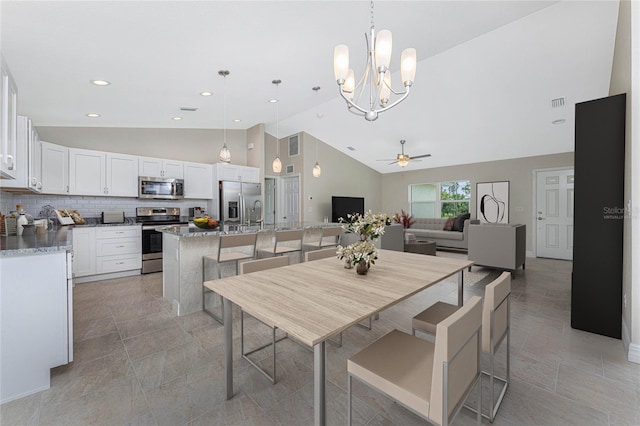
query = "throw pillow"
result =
(443, 217, 456, 231)
(452, 213, 471, 232)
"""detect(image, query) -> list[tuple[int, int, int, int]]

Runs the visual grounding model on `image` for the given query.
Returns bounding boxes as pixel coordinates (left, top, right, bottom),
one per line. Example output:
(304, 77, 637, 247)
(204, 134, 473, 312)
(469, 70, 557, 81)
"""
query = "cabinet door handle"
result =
(116, 245, 124, 248)
(116, 261, 125, 265)
(5, 155, 14, 170)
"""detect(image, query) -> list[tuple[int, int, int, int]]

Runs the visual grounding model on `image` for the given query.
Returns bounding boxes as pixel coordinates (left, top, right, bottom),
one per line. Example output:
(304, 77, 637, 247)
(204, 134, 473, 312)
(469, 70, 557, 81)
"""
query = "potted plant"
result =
(393, 209, 415, 229)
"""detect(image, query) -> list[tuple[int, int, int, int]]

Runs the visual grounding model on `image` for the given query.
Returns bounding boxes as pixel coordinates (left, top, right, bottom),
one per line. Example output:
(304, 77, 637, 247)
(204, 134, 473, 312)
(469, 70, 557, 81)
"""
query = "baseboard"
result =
(74, 269, 141, 284)
(526, 250, 534, 258)
(622, 317, 640, 364)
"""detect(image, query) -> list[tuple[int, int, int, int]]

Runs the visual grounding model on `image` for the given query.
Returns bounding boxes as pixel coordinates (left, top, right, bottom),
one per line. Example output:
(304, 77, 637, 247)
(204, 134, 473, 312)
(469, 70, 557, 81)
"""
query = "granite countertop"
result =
(74, 217, 139, 227)
(0, 227, 73, 257)
(160, 222, 339, 238)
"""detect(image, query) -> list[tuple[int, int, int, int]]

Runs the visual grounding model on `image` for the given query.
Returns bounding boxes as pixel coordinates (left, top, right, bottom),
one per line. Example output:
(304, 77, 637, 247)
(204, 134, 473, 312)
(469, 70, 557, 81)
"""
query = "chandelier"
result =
(218, 70, 231, 163)
(333, 0, 416, 121)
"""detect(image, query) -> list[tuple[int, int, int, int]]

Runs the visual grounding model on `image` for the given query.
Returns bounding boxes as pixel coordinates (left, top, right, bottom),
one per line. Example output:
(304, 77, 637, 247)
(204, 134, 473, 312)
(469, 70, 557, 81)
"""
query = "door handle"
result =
(537, 217, 545, 221)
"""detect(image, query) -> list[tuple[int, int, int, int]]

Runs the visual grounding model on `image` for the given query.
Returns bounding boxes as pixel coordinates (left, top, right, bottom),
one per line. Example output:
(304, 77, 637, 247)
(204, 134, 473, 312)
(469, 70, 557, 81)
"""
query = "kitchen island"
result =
(0, 228, 74, 403)
(160, 223, 336, 316)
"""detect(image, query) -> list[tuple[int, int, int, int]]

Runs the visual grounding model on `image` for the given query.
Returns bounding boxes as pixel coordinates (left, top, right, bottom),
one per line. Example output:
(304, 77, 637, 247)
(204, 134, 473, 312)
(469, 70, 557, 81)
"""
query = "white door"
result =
(536, 168, 574, 260)
(40, 141, 69, 194)
(68, 148, 105, 196)
(282, 176, 299, 223)
(106, 153, 138, 197)
(184, 162, 213, 199)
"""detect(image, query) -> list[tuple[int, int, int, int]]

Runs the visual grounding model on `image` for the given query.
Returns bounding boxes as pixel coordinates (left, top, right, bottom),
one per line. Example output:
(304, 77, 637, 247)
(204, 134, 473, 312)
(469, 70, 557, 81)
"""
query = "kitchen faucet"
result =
(251, 200, 263, 227)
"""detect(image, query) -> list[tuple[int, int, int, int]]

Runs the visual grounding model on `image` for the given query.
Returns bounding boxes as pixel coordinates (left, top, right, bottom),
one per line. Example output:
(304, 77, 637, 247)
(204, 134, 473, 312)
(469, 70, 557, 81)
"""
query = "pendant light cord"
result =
(223, 74, 227, 144)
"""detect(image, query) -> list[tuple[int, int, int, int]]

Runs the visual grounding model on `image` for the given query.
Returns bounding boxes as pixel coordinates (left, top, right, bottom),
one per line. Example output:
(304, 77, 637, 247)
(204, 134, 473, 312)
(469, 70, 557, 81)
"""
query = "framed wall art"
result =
(476, 181, 509, 224)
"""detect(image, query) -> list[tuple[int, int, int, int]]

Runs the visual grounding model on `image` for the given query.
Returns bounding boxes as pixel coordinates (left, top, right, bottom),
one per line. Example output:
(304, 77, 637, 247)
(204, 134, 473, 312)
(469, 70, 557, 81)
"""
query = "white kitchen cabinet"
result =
(69, 148, 138, 197)
(0, 116, 42, 193)
(29, 126, 42, 193)
(69, 148, 105, 195)
(95, 226, 141, 274)
(40, 141, 69, 195)
(139, 156, 184, 179)
(1, 57, 18, 180)
(0, 250, 72, 403)
(72, 227, 96, 277)
(213, 163, 259, 183)
(105, 153, 138, 196)
(73, 225, 142, 283)
(184, 162, 213, 199)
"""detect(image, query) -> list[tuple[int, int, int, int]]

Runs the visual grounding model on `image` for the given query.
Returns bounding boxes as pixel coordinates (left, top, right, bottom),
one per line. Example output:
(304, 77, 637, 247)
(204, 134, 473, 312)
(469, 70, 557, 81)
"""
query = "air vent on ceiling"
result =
(347, 146, 356, 151)
(180, 107, 198, 112)
(550, 97, 566, 108)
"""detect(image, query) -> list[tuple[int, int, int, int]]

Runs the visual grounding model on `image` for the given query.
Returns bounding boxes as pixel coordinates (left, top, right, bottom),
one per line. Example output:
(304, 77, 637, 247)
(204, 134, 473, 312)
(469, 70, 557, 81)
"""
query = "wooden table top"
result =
(204, 249, 473, 347)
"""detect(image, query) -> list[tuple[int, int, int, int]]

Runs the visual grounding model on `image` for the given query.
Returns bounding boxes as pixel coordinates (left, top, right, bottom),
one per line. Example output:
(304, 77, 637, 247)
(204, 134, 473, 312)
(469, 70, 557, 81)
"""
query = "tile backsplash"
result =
(1, 191, 211, 218)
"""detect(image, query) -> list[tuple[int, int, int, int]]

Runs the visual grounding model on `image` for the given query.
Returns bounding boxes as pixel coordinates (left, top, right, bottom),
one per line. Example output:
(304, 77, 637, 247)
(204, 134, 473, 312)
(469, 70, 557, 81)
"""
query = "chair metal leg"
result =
(241, 310, 287, 384)
(347, 374, 352, 426)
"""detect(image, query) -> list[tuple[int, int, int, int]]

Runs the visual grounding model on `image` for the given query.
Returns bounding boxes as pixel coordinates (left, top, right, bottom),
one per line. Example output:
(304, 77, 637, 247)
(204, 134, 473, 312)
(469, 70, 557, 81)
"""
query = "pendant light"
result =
(218, 70, 231, 163)
(312, 86, 322, 178)
(271, 79, 282, 173)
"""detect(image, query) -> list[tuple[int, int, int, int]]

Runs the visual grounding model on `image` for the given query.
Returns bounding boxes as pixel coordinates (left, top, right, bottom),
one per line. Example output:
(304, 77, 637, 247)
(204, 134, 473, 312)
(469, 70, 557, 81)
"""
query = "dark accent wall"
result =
(572, 93, 626, 339)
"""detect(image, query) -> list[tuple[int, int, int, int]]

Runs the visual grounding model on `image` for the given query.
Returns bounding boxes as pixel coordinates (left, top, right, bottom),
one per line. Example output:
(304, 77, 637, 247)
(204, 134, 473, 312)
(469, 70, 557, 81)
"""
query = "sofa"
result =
(405, 217, 471, 250)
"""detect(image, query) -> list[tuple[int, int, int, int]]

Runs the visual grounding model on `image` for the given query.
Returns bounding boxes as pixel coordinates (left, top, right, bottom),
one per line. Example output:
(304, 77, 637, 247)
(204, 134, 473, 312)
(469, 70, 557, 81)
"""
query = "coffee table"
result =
(404, 240, 437, 256)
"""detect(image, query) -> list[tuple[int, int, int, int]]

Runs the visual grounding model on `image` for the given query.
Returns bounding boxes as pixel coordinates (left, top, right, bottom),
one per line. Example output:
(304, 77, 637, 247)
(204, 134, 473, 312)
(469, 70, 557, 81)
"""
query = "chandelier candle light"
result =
(333, 0, 417, 121)
(218, 70, 231, 163)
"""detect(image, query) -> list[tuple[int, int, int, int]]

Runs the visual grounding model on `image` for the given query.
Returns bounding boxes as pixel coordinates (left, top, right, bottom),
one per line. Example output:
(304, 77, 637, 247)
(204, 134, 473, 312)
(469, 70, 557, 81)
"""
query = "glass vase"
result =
(356, 260, 368, 275)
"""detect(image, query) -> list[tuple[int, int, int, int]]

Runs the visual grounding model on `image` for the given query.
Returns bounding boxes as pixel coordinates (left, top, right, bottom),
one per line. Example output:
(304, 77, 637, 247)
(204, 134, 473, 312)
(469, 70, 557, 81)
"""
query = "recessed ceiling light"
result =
(268, 99, 278, 103)
(233, 119, 241, 123)
(172, 117, 183, 121)
(86, 113, 100, 118)
(90, 80, 110, 86)
(200, 92, 213, 96)
(552, 119, 566, 125)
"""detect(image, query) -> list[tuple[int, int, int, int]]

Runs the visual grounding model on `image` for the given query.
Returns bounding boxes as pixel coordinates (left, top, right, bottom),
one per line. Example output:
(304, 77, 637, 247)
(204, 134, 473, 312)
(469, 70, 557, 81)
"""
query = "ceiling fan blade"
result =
(376, 159, 397, 161)
(409, 154, 431, 160)
(388, 160, 399, 165)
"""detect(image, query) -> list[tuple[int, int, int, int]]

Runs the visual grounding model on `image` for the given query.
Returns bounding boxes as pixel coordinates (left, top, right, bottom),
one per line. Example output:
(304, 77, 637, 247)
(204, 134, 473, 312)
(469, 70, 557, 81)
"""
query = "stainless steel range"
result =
(136, 207, 186, 274)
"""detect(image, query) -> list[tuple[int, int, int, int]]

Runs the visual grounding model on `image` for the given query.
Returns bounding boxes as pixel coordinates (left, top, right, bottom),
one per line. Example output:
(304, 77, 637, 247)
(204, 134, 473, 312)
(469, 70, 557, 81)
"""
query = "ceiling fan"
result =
(377, 140, 431, 167)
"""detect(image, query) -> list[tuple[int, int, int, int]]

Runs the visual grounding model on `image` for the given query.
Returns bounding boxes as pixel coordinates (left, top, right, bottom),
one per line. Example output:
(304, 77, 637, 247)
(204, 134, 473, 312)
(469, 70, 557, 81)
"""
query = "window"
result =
(410, 180, 470, 218)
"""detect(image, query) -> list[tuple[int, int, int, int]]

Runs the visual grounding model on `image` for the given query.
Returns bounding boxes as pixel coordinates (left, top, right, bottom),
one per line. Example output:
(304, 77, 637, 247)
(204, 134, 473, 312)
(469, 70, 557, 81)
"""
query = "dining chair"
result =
(202, 232, 258, 322)
(304, 247, 337, 262)
(412, 271, 511, 422)
(303, 226, 342, 252)
(239, 256, 290, 384)
(258, 229, 304, 262)
(347, 296, 483, 426)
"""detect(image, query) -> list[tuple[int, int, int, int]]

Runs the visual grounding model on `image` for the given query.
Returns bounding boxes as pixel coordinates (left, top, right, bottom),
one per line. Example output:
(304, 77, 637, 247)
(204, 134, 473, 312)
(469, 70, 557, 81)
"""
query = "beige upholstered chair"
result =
(412, 272, 511, 422)
(348, 296, 483, 426)
(304, 247, 337, 262)
(202, 233, 258, 322)
(259, 229, 304, 262)
(239, 256, 290, 384)
(303, 226, 342, 252)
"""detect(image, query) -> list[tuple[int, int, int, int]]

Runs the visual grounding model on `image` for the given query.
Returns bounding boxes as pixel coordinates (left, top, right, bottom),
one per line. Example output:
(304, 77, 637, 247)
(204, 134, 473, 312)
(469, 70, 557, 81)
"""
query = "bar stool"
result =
(258, 229, 304, 262)
(303, 226, 342, 252)
(202, 232, 257, 322)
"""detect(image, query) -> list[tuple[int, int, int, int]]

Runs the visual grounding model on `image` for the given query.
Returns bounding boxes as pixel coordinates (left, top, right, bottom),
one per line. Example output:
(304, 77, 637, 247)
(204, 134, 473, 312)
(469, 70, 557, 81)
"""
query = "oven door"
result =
(141, 227, 164, 273)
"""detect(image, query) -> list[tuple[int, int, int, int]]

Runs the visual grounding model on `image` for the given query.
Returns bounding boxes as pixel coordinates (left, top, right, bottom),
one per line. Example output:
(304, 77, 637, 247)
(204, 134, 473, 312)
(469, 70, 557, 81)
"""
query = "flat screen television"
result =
(331, 196, 365, 223)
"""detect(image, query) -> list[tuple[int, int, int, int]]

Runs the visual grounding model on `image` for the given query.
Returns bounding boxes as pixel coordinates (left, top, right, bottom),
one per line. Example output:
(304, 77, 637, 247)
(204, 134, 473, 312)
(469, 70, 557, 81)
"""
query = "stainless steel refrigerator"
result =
(219, 181, 262, 224)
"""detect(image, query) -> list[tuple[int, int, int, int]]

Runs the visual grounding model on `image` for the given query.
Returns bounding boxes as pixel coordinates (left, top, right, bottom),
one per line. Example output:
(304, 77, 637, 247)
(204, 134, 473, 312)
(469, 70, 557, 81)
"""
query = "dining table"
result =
(204, 249, 474, 426)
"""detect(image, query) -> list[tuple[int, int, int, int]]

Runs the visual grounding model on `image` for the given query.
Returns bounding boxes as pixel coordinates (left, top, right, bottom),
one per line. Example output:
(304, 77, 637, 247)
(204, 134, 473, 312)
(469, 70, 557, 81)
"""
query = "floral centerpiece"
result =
(337, 211, 391, 275)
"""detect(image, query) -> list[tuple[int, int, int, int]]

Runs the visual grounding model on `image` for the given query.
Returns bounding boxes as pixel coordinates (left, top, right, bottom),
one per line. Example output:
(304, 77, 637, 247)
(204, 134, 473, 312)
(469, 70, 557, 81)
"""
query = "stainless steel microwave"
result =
(138, 176, 184, 200)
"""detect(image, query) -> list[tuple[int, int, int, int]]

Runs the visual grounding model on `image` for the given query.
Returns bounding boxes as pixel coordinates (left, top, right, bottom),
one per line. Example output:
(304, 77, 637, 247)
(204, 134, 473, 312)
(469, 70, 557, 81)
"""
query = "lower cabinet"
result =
(0, 250, 72, 403)
(73, 225, 141, 281)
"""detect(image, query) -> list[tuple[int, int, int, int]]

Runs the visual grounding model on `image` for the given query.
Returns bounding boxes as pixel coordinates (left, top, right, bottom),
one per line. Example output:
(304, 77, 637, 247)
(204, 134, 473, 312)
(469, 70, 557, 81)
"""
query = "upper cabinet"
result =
(41, 141, 69, 195)
(213, 163, 259, 183)
(1, 57, 18, 179)
(184, 162, 213, 199)
(139, 156, 184, 179)
(0, 115, 42, 192)
(69, 148, 138, 196)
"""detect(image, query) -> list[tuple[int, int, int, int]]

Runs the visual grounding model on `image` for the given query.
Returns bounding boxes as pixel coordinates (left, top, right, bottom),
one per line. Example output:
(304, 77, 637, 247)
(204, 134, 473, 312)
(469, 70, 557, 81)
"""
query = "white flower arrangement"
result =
(337, 210, 391, 267)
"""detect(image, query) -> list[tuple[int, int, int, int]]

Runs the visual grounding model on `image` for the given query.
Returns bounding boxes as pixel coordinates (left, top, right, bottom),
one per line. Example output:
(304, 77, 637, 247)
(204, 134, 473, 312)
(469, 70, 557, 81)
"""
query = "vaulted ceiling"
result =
(1, 1, 620, 173)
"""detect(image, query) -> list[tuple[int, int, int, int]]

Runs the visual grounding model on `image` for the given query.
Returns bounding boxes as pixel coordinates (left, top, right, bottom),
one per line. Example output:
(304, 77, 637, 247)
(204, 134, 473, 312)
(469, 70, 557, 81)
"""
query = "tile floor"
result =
(1, 253, 639, 425)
